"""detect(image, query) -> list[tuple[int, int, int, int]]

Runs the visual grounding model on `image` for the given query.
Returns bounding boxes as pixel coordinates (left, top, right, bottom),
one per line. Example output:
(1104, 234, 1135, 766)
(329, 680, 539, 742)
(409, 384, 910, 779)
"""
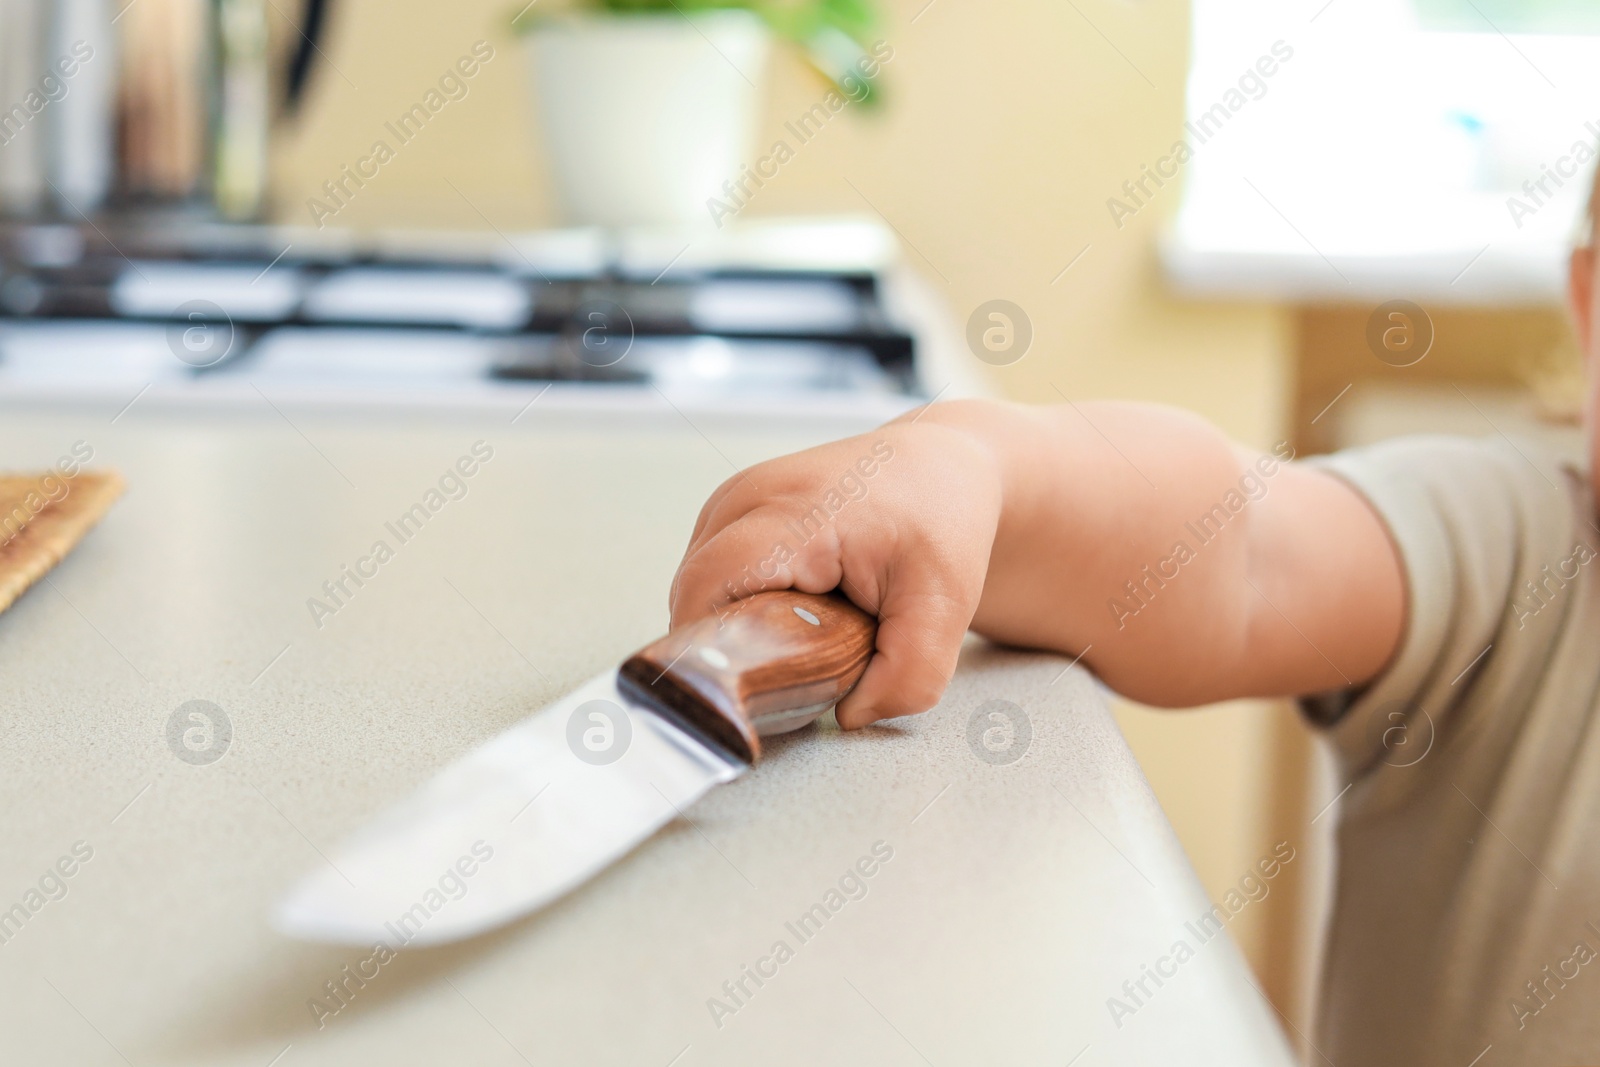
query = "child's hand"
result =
(669, 397, 1405, 728)
(668, 414, 1004, 730)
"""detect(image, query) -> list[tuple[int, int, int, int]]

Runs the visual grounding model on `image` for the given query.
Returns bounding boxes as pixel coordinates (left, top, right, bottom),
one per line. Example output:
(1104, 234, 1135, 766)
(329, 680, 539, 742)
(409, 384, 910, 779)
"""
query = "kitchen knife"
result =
(274, 589, 876, 947)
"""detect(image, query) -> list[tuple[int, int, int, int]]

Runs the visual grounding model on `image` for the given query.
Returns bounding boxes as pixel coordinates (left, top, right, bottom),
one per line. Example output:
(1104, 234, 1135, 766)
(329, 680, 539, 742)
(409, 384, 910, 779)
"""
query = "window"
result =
(1166, 0, 1600, 298)
(1411, 0, 1600, 35)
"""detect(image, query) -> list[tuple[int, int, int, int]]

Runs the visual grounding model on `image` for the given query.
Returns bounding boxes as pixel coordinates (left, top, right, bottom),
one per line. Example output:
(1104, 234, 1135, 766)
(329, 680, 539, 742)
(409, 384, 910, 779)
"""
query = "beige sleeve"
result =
(1297, 434, 1586, 785)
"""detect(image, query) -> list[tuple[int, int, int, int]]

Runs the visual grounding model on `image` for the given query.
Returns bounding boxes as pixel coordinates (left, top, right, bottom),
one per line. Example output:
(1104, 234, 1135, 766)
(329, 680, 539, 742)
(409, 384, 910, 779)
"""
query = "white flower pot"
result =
(524, 11, 769, 228)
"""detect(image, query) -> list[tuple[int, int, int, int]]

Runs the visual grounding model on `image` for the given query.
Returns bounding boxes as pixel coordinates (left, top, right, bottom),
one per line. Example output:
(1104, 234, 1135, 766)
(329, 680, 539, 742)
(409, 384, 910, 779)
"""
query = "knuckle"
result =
(869, 664, 944, 719)
(903, 673, 948, 713)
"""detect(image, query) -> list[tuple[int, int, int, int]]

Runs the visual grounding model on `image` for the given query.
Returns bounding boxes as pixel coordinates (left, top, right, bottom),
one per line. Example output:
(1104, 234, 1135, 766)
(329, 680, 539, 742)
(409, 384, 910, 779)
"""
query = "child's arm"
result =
(669, 399, 1405, 729)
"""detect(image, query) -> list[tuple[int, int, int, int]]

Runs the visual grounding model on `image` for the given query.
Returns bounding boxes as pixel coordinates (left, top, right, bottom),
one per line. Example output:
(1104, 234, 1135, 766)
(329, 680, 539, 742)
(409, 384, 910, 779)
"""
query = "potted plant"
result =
(517, 0, 886, 228)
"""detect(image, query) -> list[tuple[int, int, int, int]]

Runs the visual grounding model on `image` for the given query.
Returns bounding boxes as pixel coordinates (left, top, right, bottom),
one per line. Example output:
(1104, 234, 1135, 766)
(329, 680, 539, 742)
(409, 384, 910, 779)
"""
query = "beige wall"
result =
(271, 0, 1305, 1020)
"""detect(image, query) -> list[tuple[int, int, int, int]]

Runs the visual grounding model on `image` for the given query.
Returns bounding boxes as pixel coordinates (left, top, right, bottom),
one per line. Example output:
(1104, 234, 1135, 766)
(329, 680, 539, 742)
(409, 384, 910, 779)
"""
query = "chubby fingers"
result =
(667, 422, 999, 728)
(672, 510, 984, 729)
(669, 500, 844, 628)
(832, 569, 978, 731)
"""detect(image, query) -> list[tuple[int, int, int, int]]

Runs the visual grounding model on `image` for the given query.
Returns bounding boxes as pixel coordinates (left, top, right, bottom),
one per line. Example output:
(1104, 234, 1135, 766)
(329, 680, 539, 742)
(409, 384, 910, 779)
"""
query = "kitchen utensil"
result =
(274, 589, 876, 947)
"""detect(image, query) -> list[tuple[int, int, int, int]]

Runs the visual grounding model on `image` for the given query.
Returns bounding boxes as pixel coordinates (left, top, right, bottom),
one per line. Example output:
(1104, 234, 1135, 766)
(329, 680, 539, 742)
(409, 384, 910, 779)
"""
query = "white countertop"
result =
(0, 405, 1293, 1066)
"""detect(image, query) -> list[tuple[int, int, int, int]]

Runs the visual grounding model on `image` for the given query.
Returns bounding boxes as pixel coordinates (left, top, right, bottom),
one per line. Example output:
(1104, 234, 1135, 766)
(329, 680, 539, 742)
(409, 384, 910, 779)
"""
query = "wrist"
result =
(908, 395, 1032, 500)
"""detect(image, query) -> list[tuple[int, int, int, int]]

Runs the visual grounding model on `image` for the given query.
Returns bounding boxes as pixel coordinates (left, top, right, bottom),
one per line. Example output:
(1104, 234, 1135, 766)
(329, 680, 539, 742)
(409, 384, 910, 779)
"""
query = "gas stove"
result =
(0, 217, 925, 418)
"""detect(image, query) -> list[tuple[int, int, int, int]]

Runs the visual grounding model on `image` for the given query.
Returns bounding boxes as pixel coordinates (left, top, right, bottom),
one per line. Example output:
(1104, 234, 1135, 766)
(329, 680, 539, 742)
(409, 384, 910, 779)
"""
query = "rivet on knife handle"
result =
(617, 590, 878, 766)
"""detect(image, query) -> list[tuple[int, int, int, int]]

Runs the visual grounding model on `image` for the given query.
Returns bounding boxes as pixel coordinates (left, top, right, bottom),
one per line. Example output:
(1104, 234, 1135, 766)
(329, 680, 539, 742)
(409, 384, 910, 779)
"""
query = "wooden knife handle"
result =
(617, 590, 877, 766)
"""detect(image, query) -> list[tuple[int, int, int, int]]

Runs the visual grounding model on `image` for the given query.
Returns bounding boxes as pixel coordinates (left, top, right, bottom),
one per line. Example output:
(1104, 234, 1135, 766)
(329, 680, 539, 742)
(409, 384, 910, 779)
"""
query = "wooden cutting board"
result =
(0, 470, 124, 614)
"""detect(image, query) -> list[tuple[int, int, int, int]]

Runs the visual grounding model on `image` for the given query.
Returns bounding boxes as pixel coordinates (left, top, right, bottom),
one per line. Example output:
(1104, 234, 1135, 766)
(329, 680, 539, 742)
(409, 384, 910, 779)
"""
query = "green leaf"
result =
(509, 0, 889, 105)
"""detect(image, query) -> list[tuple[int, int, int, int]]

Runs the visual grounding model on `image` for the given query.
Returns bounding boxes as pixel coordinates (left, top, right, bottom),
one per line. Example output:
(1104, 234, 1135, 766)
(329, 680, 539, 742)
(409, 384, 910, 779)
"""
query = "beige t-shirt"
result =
(1303, 434, 1600, 1067)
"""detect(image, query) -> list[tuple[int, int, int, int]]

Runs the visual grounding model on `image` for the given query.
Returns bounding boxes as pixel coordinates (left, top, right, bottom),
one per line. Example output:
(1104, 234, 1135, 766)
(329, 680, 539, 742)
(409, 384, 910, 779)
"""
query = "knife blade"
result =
(273, 590, 877, 947)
